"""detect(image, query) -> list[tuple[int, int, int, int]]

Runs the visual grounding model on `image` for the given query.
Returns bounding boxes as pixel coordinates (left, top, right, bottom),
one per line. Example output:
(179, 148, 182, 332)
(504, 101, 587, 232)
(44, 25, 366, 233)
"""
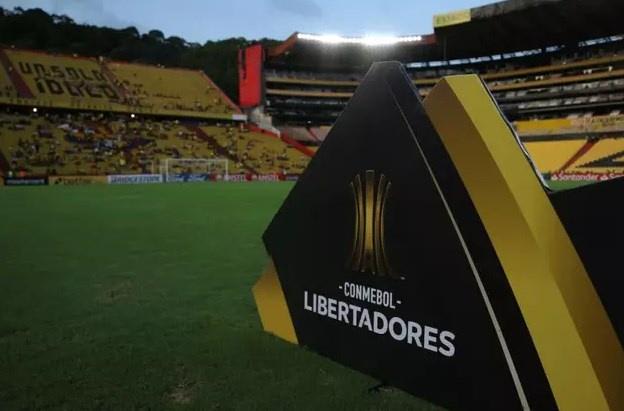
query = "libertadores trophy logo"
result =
(347, 170, 395, 277)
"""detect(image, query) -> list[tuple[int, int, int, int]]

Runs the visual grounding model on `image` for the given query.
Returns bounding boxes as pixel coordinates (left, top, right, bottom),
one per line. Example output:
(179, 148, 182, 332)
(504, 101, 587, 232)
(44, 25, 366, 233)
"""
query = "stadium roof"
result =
(266, 0, 624, 70)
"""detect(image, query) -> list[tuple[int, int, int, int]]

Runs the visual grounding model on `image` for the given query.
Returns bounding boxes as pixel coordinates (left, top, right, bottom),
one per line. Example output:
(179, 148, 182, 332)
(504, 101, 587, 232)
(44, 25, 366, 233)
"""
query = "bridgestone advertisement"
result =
(107, 174, 163, 185)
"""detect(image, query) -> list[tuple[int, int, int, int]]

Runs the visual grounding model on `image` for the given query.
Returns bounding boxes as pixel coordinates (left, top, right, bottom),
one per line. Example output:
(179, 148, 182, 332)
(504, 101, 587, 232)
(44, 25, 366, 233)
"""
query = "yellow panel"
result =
(424, 75, 623, 411)
(252, 259, 298, 345)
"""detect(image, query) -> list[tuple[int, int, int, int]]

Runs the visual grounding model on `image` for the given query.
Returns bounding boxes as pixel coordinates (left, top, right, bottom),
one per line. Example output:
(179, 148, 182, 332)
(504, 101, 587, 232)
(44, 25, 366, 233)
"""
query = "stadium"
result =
(1, 0, 623, 410)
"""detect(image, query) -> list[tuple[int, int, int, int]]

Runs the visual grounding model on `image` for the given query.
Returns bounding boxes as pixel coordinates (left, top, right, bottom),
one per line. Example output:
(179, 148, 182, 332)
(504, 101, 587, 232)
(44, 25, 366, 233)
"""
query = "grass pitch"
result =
(0, 183, 439, 410)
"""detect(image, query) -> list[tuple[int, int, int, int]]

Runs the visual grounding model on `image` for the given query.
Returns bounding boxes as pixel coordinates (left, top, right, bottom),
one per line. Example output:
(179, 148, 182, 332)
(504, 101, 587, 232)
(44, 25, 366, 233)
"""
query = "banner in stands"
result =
(571, 115, 624, 133)
(12, 58, 120, 100)
(4, 176, 48, 186)
(0, 48, 240, 121)
(516, 114, 624, 135)
(107, 174, 162, 185)
(49, 175, 107, 185)
(253, 63, 622, 411)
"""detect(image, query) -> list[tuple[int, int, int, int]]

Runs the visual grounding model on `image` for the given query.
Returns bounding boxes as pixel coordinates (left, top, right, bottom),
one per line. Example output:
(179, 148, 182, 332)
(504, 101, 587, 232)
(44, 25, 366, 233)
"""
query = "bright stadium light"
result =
(32, 107, 38, 113)
(297, 32, 422, 46)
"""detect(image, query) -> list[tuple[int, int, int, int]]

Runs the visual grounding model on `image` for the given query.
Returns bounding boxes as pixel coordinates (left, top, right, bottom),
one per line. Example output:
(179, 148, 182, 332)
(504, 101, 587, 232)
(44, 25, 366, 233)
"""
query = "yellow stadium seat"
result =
(523, 140, 586, 173)
(107, 62, 238, 118)
(568, 138, 624, 173)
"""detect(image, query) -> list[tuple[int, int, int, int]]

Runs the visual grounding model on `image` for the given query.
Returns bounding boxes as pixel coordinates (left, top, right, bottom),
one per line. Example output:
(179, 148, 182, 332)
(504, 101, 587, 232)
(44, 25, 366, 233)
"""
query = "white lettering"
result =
(424, 326, 438, 353)
(373, 311, 388, 335)
(338, 301, 349, 323)
(302, 291, 455, 358)
(407, 321, 422, 347)
(439, 331, 455, 357)
(327, 298, 337, 320)
(389, 317, 407, 341)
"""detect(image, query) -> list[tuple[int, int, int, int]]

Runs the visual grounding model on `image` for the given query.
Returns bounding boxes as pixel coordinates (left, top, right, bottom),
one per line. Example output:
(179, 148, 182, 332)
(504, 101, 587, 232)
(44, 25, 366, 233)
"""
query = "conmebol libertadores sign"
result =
(253, 62, 623, 411)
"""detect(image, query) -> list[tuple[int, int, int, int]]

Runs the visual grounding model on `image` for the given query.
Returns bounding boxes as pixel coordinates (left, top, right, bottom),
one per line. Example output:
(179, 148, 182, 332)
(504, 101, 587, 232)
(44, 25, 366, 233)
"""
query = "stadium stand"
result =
(0, 110, 212, 175)
(261, 50, 624, 124)
(107, 61, 240, 118)
(200, 125, 309, 174)
(514, 114, 624, 176)
(236, 0, 624, 181)
(514, 114, 624, 138)
(0, 46, 312, 180)
(566, 138, 624, 174)
(522, 140, 587, 174)
(0, 48, 126, 112)
(0, 109, 308, 177)
(3, 0, 624, 182)
(0, 47, 242, 120)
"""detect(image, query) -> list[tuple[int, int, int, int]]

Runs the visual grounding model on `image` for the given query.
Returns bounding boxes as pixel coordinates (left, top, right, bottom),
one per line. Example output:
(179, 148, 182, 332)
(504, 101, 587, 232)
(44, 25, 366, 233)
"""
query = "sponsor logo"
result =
(107, 174, 163, 184)
(225, 174, 249, 182)
(256, 174, 281, 182)
(347, 170, 396, 277)
(550, 172, 624, 182)
(167, 173, 213, 183)
(49, 175, 106, 185)
(224, 174, 294, 182)
(4, 177, 48, 186)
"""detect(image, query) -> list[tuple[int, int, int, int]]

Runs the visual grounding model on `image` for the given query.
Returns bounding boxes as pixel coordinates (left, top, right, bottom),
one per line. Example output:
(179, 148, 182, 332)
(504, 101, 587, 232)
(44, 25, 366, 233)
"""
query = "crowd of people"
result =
(201, 124, 309, 174)
(0, 109, 310, 177)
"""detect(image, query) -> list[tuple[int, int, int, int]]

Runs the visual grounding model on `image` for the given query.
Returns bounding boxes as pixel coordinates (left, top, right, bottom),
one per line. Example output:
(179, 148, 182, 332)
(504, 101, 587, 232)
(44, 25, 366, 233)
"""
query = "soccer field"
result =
(0, 183, 439, 410)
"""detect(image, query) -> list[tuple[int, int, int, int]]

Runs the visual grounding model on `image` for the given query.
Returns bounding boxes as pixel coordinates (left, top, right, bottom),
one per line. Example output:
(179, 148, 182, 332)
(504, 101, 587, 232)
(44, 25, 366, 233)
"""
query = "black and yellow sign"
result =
(253, 62, 623, 410)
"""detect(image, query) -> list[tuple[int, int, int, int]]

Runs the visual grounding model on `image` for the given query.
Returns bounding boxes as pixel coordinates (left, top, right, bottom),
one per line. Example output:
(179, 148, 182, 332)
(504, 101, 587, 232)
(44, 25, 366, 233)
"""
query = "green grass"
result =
(0, 183, 438, 410)
(545, 180, 591, 191)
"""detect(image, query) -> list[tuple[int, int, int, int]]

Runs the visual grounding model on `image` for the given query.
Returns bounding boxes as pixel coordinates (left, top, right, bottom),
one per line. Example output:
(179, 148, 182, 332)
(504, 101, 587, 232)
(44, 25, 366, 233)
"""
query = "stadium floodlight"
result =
(296, 32, 422, 46)
(32, 107, 37, 113)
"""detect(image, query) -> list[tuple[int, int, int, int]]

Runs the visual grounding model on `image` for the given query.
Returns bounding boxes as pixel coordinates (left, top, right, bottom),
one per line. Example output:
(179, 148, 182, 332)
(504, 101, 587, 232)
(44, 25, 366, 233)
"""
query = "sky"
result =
(1, 0, 487, 43)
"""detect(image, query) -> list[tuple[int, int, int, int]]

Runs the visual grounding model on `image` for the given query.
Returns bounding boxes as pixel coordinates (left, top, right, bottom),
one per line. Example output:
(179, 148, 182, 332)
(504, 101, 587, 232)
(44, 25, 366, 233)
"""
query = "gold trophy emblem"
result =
(347, 170, 395, 277)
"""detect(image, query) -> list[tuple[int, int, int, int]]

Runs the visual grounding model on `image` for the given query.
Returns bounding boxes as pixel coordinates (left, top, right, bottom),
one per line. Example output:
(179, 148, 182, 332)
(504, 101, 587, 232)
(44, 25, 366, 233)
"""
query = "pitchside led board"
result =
(252, 62, 623, 411)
